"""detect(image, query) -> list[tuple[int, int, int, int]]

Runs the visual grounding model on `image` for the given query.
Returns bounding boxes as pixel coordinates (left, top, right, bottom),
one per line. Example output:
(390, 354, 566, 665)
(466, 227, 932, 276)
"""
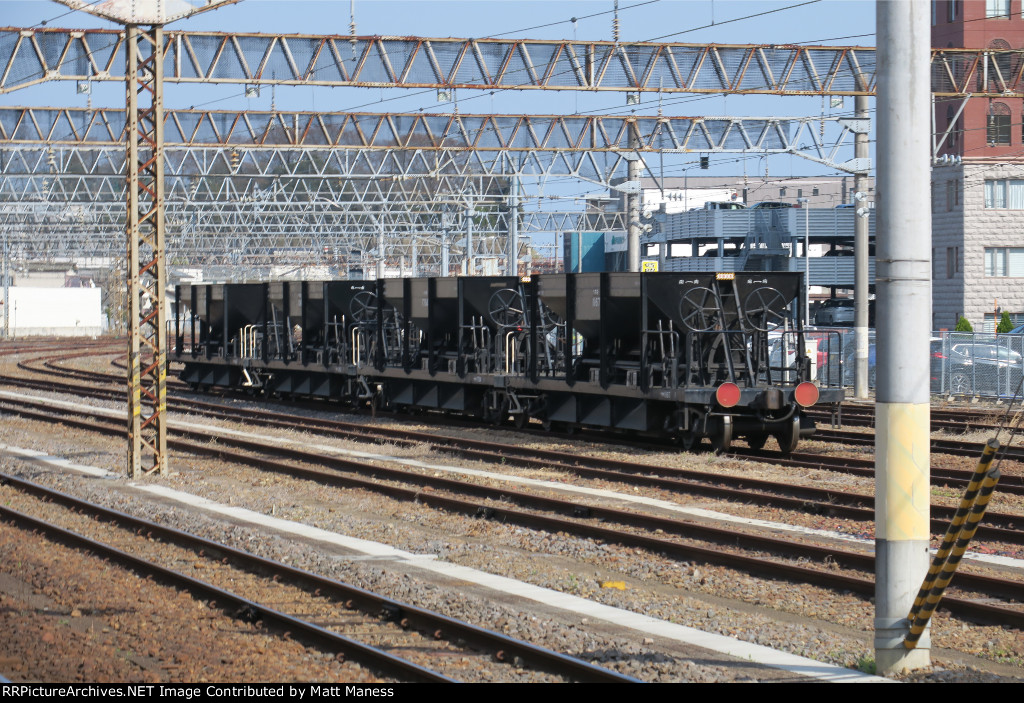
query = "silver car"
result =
(814, 299, 855, 326)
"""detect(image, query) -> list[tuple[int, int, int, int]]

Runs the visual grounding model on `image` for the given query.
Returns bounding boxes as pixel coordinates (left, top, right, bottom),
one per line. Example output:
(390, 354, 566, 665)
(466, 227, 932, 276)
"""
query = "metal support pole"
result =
(627, 123, 642, 272)
(126, 24, 168, 477)
(854, 94, 871, 399)
(798, 198, 810, 321)
(875, 0, 931, 675)
(2, 228, 8, 338)
(441, 231, 450, 277)
(506, 178, 519, 276)
(376, 219, 385, 279)
(466, 209, 474, 276)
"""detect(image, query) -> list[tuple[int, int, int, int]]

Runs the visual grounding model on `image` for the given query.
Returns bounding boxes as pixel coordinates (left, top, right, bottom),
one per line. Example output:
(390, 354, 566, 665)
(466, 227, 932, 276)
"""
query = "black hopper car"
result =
(172, 271, 843, 453)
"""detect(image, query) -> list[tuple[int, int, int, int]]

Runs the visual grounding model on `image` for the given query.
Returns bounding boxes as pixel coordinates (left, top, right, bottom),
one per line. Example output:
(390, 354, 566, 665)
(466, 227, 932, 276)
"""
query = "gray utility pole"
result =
(465, 209, 474, 276)
(627, 122, 643, 272)
(441, 230, 450, 277)
(854, 94, 871, 399)
(875, 0, 932, 675)
(2, 229, 8, 337)
(376, 219, 385, 279)
(506, 177, 519, 276)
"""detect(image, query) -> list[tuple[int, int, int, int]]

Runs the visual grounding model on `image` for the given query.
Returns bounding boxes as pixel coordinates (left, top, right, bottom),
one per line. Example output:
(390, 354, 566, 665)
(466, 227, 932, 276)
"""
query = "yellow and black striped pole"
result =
(905, 440, 1001, 648)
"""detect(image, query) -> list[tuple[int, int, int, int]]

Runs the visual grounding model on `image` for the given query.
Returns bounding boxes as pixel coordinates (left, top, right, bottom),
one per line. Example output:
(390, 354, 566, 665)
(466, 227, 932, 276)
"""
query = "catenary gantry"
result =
(0, 106, 865, 267)
(0, 107, 854, 154)
(0, 28, 1016, 97)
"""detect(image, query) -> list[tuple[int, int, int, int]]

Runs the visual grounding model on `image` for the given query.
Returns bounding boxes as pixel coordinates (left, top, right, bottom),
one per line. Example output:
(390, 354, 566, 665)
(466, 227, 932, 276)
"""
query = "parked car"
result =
(701, 246, 736, 257)
(814, 299, 855, 326)
(822, 243, 876, 256)
(702, 201, 746, 210)
(944, 341, 1024, 396)
(750, 201, 795, 209)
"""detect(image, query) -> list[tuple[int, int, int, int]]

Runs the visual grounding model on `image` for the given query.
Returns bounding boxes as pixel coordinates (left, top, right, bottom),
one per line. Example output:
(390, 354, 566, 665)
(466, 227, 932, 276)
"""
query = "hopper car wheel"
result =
(746, 433, 768, 450)
(482, 391, 510, 425)
(678, 409, 704, 451)
(370, 391, 385, 418)
(773, 415, 801, 454)
(489, 289, 527, 328)
(680, 287, 721, 332)
(350, 291, 378, 323)
(513, 412, 529, 429)
(679, 432, 698, 451)
(743, 287, 788, 332)
(710, 416, 733, 454)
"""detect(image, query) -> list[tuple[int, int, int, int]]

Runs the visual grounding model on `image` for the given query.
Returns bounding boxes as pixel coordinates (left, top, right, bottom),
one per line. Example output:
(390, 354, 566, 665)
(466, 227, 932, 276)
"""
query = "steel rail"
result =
(4, 368, 1024, 541)
(0, 472, 638, 684)
(164, 398, 1024, 543)
(0, 502, 458, 683)
(2, 396, 1023, 630)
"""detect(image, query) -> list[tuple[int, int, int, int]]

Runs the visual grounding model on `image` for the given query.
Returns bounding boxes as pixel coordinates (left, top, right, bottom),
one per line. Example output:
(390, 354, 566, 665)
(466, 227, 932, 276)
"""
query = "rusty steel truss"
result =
(125, 24, 166, 477)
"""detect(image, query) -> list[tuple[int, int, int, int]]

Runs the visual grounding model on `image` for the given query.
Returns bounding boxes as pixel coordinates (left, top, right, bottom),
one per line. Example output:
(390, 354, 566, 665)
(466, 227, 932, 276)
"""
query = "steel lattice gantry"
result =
(0, 107, 867, 168)
(0, 108, 864, 270)
(0, 30, 876, 95)
(0, 27, 1021, 98)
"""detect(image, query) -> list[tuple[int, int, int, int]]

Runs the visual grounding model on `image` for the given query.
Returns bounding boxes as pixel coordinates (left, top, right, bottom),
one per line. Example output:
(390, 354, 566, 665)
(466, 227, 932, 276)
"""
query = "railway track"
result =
(0, 472, 637, 683)
(14, 346, 1024, 467)
(4, 366, 1024, 544)
(6, 341, 1024, 680)
(809, 404, 1023, 434)
(2, 388, 1024, 635)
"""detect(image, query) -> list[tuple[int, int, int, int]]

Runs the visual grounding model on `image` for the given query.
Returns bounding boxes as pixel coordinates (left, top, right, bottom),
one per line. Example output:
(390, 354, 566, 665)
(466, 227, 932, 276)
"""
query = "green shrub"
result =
(997, 311, 1014, 334)
(955, 316, 974, 332)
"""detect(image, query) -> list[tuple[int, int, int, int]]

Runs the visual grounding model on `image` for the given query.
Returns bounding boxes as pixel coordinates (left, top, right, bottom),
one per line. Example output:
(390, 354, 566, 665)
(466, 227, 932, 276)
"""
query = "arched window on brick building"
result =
(988, 101, 1011, 145)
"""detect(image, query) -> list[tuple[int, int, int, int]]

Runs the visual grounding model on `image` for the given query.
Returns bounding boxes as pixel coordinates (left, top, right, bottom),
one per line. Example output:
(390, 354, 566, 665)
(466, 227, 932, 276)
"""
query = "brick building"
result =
(932, 0, 1024, 330)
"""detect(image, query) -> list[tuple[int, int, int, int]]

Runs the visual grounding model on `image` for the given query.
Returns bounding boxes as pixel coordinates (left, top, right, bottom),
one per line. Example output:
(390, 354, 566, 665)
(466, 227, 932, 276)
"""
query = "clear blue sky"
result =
(1, 1, 876, 44)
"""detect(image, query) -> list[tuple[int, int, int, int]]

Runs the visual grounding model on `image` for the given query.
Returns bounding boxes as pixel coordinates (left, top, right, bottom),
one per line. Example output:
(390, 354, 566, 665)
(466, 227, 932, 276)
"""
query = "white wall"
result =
(1, 287, 103, 336)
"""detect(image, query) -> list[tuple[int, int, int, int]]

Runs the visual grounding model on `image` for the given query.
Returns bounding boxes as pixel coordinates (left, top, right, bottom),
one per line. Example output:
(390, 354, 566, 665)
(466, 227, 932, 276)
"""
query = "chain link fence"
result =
(804, 329, 1024, 398)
